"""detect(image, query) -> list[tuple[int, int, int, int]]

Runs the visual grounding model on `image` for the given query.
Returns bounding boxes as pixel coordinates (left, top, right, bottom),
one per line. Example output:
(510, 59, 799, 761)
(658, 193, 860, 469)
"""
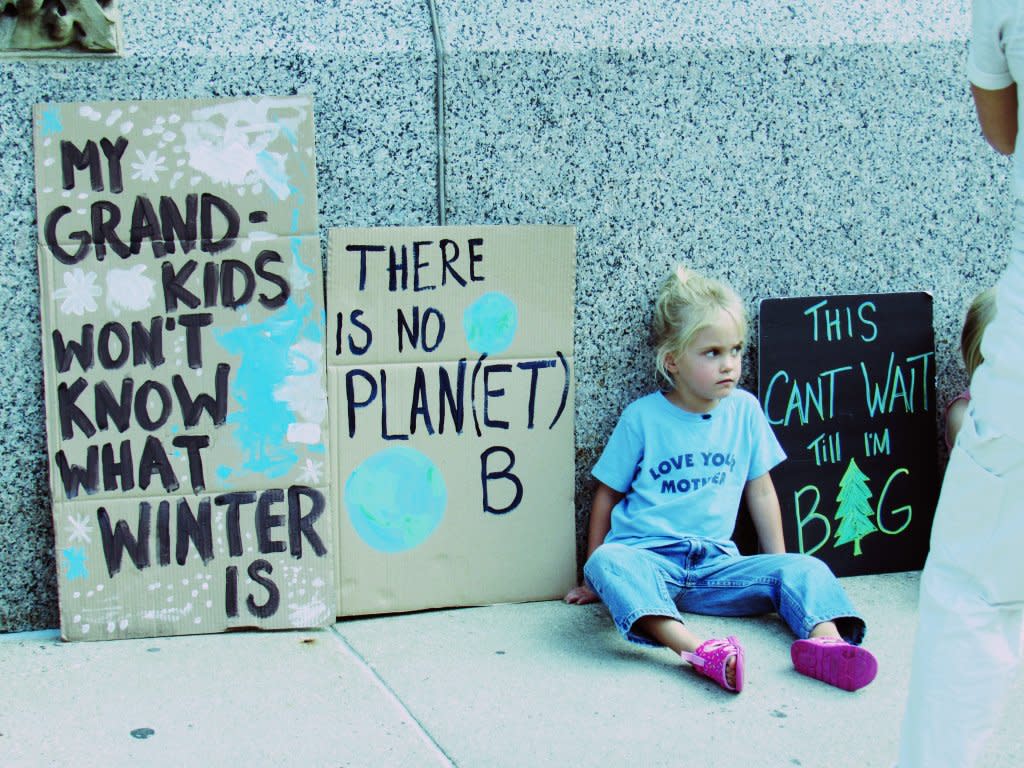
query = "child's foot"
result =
(681, 635, 744, 693)
(790, 637, 877, 692)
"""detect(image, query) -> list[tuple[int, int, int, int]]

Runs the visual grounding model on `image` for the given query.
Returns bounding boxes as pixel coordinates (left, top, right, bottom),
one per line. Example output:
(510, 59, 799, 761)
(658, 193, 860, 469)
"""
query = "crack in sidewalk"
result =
(328, 625, 456, 767)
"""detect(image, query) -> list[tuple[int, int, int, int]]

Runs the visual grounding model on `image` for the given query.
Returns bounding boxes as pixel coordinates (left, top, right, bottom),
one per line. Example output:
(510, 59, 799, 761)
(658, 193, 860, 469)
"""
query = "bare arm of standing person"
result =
(564, 481, 624, 604)
(946, 397, 970, 448)
(745, 471, 787, 555)
(972, 83, 1018, 155)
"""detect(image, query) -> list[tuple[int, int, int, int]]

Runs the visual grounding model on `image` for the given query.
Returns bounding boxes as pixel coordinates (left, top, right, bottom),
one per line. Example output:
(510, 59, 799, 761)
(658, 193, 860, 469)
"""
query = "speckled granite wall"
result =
(0, 1, 1003, 631)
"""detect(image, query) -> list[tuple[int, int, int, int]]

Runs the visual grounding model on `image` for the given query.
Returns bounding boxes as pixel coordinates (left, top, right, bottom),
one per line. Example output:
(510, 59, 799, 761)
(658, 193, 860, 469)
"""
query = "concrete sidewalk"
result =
(1, 572, 1022, 768)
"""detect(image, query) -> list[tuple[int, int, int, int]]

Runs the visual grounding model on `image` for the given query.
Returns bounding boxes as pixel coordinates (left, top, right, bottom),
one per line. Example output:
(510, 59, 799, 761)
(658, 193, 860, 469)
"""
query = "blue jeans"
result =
(583, 538, 865, 647)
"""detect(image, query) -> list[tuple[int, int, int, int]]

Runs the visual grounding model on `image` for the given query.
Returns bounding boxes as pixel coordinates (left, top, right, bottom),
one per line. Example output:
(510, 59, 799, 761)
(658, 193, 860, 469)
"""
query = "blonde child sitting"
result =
(565, 264, 877, 693)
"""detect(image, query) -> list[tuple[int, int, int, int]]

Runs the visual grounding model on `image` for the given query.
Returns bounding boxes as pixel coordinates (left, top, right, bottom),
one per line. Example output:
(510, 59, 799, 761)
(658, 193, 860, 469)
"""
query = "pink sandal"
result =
(680, 635, 744, 693)
(791, 637, 877, 691)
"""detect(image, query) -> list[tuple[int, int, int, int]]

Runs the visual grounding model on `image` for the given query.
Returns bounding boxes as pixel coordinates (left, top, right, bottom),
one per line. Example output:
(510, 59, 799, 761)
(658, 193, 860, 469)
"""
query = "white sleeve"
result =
(967, 0, 1015, 90)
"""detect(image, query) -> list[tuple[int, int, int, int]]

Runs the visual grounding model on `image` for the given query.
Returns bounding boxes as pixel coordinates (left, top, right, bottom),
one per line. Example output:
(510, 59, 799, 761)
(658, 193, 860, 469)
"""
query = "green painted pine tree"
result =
(833, 458, 878, 556)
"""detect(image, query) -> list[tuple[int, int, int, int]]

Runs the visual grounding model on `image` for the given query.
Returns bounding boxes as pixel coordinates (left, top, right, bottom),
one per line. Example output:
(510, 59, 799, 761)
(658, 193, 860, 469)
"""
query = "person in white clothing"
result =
(897, 2, 1024, 766)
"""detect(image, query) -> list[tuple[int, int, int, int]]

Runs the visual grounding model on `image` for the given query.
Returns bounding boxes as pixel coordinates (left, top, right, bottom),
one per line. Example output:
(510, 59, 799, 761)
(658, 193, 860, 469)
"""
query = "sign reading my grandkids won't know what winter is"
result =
(757, 293, 938, 577)
(328, 226, 577, 616)
(33, 96, 335, 641)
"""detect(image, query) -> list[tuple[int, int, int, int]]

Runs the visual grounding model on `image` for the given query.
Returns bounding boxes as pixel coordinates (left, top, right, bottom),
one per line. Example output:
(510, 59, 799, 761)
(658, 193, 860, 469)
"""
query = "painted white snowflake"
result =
(54, 268, 101, 316)
(297, 458, 323, 484)
(106, 264, 156, 316)
(65, 513, 92, 544)
(130, 149, 167, 183)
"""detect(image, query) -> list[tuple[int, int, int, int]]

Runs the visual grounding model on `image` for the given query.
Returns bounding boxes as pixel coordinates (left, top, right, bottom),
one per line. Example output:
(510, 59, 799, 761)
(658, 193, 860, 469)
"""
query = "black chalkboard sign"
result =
(757, 293, 938, 576)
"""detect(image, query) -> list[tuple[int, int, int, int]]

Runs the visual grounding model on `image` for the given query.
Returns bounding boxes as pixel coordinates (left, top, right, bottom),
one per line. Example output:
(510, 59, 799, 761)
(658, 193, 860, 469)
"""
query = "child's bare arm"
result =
(565, 482, 623, 604)
(584, 482, 620, 558)
(745, 472, 786, 555)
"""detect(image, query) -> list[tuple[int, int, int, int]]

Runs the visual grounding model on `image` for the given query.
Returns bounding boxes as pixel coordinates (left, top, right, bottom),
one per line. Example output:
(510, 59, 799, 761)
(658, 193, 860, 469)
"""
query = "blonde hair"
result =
(961, 287, 997, 380)
(652, 264, 747, 387)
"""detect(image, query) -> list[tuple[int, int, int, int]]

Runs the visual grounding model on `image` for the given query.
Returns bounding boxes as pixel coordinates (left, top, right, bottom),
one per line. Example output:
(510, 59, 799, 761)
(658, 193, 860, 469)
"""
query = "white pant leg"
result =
(898, 561, 1023, 767)
(897, 412, 1024, 767)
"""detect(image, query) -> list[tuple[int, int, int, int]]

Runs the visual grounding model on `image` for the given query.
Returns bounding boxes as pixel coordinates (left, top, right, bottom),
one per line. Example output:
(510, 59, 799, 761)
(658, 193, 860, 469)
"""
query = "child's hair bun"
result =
(653, 263, 748, 388)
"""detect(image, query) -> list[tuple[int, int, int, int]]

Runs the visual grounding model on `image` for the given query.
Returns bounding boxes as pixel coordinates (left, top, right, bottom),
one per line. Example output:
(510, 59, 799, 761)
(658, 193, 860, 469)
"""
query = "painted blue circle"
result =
(463, 291, 518, 355)
(344, 447, 446, 553)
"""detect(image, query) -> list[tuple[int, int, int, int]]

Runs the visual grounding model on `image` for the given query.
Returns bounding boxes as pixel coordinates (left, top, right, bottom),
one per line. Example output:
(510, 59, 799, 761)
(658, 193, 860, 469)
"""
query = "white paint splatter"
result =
(106, 264, 155, 316)
(237, 231, 277, 253)
(181, 97, 308, 200)
(142, 605, 193, 624)
(288, 596, 329, 627)
(274, 339, 327, 426)
(287, 423, 322, 445)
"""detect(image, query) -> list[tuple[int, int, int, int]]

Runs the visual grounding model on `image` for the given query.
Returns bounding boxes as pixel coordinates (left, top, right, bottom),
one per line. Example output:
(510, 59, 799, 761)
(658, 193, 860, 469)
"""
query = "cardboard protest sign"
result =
(33, 96, 335, 640)
(757, 293, 938, 576)
(327, 226, 576, 615)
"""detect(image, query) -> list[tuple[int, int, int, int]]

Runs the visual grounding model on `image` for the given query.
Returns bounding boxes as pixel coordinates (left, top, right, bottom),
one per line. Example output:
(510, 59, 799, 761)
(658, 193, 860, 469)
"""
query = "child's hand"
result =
(564, 585, 599, 604)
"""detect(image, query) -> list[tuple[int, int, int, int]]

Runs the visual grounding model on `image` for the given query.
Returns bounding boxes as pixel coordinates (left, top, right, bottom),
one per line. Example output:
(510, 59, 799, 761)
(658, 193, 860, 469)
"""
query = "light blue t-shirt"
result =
(592, 389, 785, 550)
